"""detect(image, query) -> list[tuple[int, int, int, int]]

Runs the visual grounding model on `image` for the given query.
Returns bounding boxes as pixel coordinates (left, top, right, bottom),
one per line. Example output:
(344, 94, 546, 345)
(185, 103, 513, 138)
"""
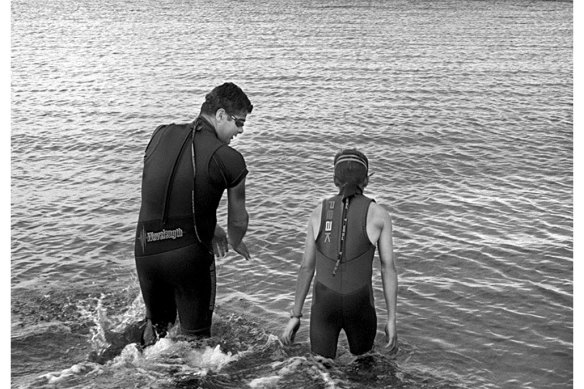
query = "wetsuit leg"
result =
(342, 285, 377, 355)
(171, 244, 215, 336)
(310, 281, 343, 358)
(136, 243, 215, 337)
(135, 254, 177, 334)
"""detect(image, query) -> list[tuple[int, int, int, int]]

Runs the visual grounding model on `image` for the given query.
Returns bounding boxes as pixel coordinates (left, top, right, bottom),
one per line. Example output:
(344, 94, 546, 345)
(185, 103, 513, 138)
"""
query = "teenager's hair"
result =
(200, 82, 254, 116)
(334, 149, 369, 199)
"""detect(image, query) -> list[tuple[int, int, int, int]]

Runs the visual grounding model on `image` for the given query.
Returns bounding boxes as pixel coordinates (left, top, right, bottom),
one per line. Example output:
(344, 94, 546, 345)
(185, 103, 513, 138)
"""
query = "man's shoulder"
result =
(145, 123, 192, 157)
(208, 144, 248, 188)
(157, 122, 192, 130)
(214, 143, 244, 158)
(150, 122, 192, 139)
(212, 144, 246, 169)
(214, 143, 245, 160)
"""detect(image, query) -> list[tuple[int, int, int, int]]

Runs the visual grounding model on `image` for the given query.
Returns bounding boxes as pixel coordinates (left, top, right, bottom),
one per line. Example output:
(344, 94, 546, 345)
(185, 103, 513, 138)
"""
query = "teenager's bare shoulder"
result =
(368, 202, 392, 226)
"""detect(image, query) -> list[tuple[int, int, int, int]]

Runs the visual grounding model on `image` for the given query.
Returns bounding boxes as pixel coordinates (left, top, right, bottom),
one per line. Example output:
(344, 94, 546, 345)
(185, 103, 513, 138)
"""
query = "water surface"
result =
(11, 0, 573, 387)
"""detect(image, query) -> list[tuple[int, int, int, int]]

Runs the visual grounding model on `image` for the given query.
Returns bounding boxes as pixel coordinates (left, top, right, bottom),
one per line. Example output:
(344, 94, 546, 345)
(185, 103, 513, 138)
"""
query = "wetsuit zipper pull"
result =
(332, 259, 341, 277)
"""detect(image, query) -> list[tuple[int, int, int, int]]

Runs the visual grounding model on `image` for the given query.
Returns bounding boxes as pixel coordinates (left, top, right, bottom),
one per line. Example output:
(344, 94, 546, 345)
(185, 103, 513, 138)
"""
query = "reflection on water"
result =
(11, 0, 572, 387)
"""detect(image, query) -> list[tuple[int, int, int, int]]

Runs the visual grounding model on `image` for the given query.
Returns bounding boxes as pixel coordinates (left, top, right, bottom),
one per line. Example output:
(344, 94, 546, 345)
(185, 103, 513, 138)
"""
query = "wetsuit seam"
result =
(315, 281, 370, 298)
(342, 246, 376, 264)
(362, 199, 375, 244)
(315, 248, 339, 262)
(230, 168, 248, 188)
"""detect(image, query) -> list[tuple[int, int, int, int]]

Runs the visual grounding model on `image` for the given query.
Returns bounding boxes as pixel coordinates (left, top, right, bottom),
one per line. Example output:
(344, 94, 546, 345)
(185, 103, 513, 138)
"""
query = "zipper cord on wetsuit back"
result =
(161, 127, 193, 226)
(332, 197, 350, 277)
(190, 127, 204, 245)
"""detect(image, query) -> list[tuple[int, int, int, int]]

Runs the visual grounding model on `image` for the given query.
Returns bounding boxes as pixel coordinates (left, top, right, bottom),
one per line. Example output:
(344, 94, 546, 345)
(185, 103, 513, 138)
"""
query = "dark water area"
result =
(11, 0, 573, 387)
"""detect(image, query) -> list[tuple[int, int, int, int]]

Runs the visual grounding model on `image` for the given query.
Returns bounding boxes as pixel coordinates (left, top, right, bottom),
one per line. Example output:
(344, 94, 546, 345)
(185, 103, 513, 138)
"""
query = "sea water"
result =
(11, 0, 572, 387)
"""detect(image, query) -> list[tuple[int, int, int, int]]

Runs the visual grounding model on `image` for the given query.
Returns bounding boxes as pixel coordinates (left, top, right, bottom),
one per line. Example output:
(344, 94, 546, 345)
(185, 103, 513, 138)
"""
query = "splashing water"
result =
(13, 286, 474, 389)
(11, 0, 572, 387)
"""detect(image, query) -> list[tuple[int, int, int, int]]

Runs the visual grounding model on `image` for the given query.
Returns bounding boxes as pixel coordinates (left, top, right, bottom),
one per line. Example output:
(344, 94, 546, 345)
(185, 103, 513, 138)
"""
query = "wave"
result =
(11, 287, 472, 389)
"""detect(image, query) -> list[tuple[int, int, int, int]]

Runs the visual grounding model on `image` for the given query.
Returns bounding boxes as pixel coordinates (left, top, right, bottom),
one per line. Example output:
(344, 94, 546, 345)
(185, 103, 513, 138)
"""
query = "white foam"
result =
(76, 293, 109, 353)
(248, 375, 282, 388)
(112, 343, 143, 366)
(186, 344, 237, 370)
(110, 294, 146, 333)
(111, 338, 237, 374)
(276, 356, 305, 375)
(40, 362, 102, 385)
(317, 369, 338, 389)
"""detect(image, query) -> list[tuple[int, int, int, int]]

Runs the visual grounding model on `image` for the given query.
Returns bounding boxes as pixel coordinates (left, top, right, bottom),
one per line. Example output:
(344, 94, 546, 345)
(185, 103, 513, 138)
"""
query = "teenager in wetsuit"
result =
(280, 149, 398, 358)
(135, 82, 253, 345)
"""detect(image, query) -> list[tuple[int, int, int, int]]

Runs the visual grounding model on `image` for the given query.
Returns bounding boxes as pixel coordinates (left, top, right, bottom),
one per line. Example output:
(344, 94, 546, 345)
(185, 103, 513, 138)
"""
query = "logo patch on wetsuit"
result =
(146, 228, 184, 242)
(325, 221, 333, 232)
(323, 200, 336, 244)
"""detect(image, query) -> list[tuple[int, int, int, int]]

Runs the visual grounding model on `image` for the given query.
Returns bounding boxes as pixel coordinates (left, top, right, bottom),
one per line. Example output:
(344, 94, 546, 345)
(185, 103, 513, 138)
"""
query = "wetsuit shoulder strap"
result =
(315, 198, 329, 242)
(356, 195, 376, 240)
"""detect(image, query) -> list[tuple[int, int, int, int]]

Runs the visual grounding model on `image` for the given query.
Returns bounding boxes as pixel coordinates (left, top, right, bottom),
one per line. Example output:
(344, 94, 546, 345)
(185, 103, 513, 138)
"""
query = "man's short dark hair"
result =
(200, 82, 254, 116)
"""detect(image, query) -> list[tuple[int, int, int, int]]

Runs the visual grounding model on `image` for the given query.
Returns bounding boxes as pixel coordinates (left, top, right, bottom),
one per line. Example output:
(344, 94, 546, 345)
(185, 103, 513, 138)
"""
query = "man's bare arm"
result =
(227, 177, 250, 259)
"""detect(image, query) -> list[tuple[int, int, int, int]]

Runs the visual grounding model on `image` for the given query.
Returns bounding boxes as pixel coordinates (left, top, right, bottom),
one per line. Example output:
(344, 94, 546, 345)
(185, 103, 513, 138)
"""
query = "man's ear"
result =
(363, 176, 369, 188)
(215, 108, 226, 122)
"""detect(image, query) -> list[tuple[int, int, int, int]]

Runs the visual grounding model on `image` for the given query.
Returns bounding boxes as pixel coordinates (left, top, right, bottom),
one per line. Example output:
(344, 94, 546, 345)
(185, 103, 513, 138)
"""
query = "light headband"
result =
(334, 155, 368, 170)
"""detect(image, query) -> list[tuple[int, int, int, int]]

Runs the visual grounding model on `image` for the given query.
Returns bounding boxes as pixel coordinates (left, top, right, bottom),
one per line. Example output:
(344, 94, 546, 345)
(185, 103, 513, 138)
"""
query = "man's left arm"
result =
(227, 177, 250, 260)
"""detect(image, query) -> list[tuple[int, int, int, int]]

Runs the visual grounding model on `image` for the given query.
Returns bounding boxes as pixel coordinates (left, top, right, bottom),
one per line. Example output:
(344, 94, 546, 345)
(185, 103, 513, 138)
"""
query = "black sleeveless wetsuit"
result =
(311, 194, 377, 358)
(134, 117, 247, 336)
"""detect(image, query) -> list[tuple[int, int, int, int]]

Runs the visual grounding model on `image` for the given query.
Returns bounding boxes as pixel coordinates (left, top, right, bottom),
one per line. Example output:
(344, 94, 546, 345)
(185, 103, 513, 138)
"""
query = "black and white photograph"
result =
(9, 0, 574, 388)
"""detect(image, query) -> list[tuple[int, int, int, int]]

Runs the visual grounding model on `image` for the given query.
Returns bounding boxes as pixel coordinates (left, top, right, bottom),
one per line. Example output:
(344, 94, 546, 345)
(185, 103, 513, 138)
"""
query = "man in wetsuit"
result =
(135, 82, 253, 345)
(280, 149, 398, 359)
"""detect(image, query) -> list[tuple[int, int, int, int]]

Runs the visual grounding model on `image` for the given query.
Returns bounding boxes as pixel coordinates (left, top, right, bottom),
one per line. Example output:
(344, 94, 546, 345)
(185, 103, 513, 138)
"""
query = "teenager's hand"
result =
(280, 317, 301, 345)
(384, 321, 398, 354)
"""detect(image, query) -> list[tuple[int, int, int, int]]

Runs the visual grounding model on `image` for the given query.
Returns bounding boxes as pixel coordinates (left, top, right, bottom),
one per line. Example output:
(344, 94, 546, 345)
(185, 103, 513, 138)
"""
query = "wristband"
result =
(290, 310, 302, 319)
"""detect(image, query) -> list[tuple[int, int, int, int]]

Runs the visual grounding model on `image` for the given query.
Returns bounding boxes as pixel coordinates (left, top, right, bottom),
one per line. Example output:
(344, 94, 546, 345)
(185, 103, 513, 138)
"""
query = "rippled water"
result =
(11, 0, 572, 388)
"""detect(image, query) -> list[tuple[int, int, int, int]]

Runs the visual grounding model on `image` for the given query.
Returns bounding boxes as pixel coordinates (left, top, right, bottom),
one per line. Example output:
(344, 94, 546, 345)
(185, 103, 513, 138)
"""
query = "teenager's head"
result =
(333, 149, 369, 199)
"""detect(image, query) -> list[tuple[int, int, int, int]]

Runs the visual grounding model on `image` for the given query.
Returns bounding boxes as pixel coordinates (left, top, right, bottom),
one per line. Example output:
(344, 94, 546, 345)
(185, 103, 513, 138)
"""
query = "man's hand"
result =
(280, 317, 301, 345)
(212, 225, 229, 258)
(384, 321, 398, 354)
(232, 240, 251, 261)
